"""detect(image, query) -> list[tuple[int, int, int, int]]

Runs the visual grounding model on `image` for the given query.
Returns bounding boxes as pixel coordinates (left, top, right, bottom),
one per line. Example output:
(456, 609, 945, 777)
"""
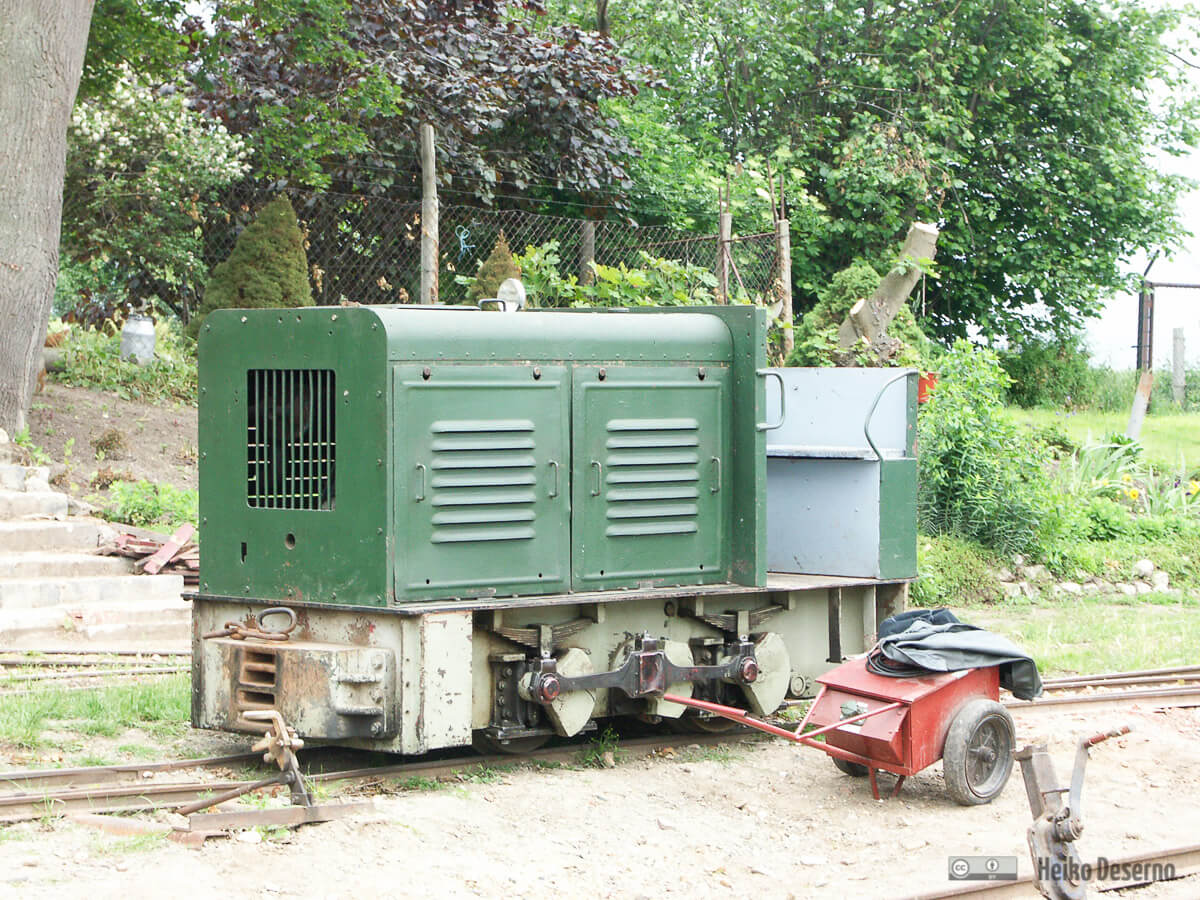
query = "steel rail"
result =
(0, 732, 760, 824)
(0, 656, 186, 668)
(1042, 663, 1200, 686)
(0, 666, 185, 684)
(0, 752, 262, 792)
(1006, 685, 1200, 710)
(901, 842, 1200, 899)
(1042, 673, 1200, 691)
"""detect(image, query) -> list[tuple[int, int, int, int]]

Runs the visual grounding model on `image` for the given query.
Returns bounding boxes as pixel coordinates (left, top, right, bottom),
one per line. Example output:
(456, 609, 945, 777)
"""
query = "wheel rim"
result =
(964, 714, 1012, 797)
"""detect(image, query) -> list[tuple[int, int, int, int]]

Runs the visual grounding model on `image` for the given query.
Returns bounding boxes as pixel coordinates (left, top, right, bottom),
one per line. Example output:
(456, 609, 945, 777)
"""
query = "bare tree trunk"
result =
(837, 222, 939, 351)
(596, 0, 609, 37)
(0, 1, 94, 435)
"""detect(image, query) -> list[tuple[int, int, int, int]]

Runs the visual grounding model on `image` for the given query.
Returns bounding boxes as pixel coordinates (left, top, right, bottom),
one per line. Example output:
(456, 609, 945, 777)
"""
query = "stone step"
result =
(0, 552, 133, 580)
(0, 573, 184, 610)
(0, 519, 114, 553)
(0, 489, 68, 520)
(0, 464, 50, 492)
(0, 598, 190, 645)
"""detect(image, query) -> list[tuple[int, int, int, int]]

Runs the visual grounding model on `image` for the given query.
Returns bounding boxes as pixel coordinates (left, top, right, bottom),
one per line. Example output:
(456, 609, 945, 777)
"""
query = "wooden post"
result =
(716, 192, 731, 304)
(1173, 327, 1186, 406)
(579, 220, 595, 286)
(1126, 370, 1154, 440)
(419, 123, 438, 305)
(777, 217, 793, 356)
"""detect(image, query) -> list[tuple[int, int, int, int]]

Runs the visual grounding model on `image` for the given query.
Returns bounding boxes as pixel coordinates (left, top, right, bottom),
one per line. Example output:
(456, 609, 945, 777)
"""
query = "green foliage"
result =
(918, 341, 1055, 555)
(467, 232, 521, 303)
(53, 320, 197, 405)
(62, 67, 250, 321)
(910, 535, 1005, 608)
(190, 197, 312, 337)
(99, 480, 199, 535)
(501, 241, 717, 308)
(787, 261, 927, 367)
(589, 0, 1200, 342)
(999, 335, 1095, 409)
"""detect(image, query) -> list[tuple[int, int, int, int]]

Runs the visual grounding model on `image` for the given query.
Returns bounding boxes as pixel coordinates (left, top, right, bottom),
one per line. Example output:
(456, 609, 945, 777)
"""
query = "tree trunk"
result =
(0, 0, 94, 435)
(837, 222, 939, 352)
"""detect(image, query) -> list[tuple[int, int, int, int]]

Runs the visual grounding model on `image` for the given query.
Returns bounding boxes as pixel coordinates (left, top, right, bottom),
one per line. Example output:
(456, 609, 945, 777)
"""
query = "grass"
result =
(964, 596, 1200, 676)
(0, 675, 189, 748)
(1009, 407, 1200, 471)
(577, 726, 623, 768)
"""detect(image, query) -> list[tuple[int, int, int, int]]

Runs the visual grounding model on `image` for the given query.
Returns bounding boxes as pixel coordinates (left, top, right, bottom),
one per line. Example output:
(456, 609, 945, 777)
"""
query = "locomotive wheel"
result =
(471, 732, 550, 755)
(667, 710, 742, 735)
(831, 756, 869, 778)
(942, 699, 1015, 806)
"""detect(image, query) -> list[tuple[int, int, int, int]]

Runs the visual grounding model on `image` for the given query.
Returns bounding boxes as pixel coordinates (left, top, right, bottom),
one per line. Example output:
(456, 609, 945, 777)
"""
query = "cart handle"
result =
(661, 692, 903, 745)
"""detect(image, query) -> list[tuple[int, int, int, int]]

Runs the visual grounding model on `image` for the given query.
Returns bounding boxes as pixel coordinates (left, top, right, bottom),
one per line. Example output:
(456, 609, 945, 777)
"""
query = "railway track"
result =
(1004, 664, 1200, 711)
(0, 731, 759, 825)
(0, 652, 189, 695)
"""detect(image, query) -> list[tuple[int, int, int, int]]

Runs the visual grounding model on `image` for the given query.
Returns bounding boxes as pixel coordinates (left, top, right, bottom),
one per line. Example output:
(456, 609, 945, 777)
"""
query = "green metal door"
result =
(572, 366, 729, 591)
(393, 365, 570, 601)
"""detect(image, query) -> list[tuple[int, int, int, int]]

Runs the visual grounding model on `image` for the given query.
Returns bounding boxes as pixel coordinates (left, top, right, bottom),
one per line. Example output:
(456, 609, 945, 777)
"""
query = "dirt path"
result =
(1, 702, 1197, 899)
(26, 382, 197, 497)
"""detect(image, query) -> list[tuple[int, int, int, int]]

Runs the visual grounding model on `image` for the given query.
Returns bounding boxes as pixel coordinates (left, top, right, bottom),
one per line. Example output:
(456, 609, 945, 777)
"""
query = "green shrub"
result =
(476, 240, 718, 308)
(99, 479, 198, 535)
(918, 340, 1054, 556)
(998, 334, 1093, 408)
(910, 535, 1005, 607)
(467, 231, 521, 303)
(54, 319, 197, 405)
(787, 261, 929, 368)
(189, 197, 312, 338)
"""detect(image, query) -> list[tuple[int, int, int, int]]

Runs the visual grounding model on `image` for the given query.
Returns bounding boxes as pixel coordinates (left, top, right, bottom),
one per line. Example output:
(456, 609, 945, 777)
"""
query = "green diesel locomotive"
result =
(191, 304, 916, 753)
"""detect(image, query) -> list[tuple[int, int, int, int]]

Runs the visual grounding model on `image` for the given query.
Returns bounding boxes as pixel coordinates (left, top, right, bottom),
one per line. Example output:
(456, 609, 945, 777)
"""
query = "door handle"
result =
(756, 369, 786, 431)
(710, 456, 721, 493)
(414, 463, 426, 502)
(548, 460, 559, 498)
(591, 460, 603, 497)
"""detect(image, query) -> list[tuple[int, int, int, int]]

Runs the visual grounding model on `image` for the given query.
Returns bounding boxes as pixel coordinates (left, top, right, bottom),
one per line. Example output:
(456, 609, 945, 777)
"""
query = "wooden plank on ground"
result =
(142, 524, 195, 575)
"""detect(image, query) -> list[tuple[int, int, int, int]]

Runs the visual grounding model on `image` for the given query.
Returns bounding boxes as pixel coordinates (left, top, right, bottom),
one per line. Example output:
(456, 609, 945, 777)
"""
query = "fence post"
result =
(1174, 327, 1186, 406)
(777, 217, 793, 356)
(716, 199, 731, 304)
(420, 123, 438, 304)
(580, 220, 595, 285)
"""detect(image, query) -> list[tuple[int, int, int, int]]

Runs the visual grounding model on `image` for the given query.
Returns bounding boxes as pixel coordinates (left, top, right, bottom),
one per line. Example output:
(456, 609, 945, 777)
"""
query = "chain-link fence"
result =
(62, 179, 782, 317)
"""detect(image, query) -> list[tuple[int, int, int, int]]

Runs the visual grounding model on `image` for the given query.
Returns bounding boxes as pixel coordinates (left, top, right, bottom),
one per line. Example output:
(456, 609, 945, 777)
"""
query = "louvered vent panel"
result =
(429, 419, 537, 544)
(605, 418, 700, 537)
(246, 369, 336, 509)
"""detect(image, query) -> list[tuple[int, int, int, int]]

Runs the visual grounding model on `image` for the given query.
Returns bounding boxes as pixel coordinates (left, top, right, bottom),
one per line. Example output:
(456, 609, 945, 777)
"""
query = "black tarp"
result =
(867, 608, 1043, 700)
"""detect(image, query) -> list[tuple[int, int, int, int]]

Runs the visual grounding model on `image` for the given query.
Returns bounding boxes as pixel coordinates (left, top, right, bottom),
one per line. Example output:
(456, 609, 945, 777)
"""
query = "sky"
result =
(1083, 3, 1200, 370)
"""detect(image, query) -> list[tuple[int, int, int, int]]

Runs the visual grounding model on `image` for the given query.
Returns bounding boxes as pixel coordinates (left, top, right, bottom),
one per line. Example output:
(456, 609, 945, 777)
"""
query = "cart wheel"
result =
(943, 699, 1014, 806)
(831, 756, 869, 778)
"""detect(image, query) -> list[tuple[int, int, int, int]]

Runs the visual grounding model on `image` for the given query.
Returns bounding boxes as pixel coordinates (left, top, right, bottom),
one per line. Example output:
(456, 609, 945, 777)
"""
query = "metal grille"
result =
(246, 369, 336, 510)
(604, 418, 701, 537)
(429, 418, 537, 544)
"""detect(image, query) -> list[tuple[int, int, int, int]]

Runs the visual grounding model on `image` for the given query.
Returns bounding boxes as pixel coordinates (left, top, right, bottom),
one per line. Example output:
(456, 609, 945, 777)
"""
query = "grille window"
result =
(247, 369, 336, 509)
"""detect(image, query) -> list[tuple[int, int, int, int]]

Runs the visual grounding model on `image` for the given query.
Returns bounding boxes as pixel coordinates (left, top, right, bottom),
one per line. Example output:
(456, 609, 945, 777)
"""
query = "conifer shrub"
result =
(467, 231, 521, 303)
(188, 197, 312, 337)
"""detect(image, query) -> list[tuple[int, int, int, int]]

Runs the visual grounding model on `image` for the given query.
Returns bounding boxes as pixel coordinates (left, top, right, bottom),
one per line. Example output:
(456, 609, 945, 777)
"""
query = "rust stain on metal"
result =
(346, 617, 375, 646)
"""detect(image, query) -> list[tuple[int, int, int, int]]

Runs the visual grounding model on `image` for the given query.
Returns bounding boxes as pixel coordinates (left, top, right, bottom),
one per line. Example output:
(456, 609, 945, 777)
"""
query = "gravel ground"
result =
(1, 701, 1198, 900)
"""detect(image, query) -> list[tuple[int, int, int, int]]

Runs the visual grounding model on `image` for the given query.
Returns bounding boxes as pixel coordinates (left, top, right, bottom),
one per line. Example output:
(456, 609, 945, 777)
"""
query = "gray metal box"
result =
(765, 368, 917, 579)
